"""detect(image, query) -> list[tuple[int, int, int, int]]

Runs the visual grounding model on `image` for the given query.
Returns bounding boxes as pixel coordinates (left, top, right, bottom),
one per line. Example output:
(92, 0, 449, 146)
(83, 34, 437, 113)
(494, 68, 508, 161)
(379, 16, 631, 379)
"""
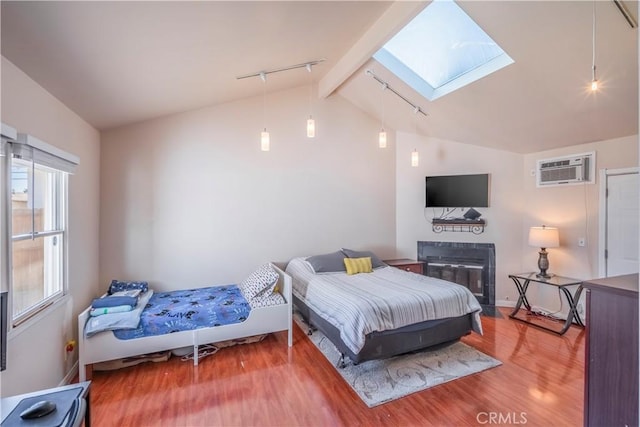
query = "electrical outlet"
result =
(577, 303, 585, 315)
(578, 237, 586, 247)
(504, 296, 509, 301)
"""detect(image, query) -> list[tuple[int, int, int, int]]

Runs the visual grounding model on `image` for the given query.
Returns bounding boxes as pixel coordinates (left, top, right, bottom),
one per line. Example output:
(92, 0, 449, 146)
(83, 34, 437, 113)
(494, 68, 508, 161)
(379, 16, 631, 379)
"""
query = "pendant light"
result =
(590, 0, 598, 91)
(260, 72, 270, 151)
(378, 83, 388, 148)
(411, 149, 419, 167)
(237, 60, 326, 150)
(410, 106, 420, 167)
(366, 69, 428, 151)
(306, 64, 315, 138)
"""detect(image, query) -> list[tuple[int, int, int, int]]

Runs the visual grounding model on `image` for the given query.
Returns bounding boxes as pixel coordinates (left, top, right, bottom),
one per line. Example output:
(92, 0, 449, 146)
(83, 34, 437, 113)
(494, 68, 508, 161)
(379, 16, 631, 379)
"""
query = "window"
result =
(374, 0, 513, 101)
(1, 132, 78, 326)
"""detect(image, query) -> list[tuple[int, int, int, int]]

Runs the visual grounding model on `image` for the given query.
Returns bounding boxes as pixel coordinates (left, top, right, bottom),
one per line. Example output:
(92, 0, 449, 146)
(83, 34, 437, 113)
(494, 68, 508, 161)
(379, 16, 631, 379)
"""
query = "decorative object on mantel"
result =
(294, 310, 501, 407)
(432, 218, 485, 234)
(528, 225, 560, 278)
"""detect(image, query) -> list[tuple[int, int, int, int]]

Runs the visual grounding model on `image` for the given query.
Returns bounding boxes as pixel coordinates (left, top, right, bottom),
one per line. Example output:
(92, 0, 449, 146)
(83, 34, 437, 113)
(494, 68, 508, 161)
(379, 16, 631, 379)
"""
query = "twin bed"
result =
(78, 252, 483, 380)
(78, 263, 293, 381)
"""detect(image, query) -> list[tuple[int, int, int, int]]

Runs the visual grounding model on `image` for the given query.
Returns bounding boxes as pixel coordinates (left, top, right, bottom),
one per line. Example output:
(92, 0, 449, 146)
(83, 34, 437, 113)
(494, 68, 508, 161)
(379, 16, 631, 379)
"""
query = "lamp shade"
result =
(528, 226, 559, 248)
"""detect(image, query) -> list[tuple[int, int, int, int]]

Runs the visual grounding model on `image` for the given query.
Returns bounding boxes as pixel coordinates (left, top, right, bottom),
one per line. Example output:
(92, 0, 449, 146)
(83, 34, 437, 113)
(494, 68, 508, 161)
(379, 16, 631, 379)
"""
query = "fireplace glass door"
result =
(426, 263, 484, 298)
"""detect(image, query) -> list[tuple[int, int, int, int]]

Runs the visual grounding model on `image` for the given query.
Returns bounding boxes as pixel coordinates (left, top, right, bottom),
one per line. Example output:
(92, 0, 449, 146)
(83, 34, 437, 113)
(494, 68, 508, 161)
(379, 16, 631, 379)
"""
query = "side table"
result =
(508, 272, 584, 335)
(383, 259, 425, 274)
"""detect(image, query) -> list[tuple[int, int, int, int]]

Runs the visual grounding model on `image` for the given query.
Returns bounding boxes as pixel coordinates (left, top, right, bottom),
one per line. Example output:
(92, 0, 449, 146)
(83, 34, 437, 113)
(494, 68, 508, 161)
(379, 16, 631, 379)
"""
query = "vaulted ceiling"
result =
(2, 1, 638, 154)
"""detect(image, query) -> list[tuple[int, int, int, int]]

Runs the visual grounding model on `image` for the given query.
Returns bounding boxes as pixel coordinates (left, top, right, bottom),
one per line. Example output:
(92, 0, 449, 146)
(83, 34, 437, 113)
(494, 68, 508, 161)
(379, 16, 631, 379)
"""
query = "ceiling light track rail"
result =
(613, 0, 637, 28)
(366, 69, 428, 117)
(236, 59, 326, 80)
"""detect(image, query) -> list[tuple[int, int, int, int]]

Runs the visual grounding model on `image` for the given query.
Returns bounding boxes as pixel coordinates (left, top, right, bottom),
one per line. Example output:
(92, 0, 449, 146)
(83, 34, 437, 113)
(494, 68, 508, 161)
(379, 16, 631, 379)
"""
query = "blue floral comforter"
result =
(114, 285, 250, 340)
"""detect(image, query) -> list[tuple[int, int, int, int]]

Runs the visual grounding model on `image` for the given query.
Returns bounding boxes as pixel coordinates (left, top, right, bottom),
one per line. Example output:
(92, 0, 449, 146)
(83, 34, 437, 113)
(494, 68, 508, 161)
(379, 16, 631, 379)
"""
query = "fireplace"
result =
(417, 241, 496, 314)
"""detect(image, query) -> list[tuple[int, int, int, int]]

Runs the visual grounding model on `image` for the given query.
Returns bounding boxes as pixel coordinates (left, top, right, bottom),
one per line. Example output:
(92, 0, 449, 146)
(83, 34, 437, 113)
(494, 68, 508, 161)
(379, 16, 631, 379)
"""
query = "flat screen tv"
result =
(425, 174, 489, 208)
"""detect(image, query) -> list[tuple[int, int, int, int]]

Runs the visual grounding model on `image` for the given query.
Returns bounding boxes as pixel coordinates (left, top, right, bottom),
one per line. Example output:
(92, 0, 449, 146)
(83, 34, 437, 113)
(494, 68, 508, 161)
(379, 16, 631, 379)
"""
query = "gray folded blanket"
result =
(92, 295, 138, 308)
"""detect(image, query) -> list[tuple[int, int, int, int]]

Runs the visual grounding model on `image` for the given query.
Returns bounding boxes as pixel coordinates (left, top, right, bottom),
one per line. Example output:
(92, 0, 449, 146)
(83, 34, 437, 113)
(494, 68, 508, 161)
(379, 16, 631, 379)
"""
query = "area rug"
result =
(295, 313, 501, 407)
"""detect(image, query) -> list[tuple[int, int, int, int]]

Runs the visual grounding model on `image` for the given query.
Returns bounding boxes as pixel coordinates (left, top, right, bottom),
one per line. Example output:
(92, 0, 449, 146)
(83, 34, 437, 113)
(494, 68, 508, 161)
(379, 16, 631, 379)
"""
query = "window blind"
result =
(14, 133, 79, 174)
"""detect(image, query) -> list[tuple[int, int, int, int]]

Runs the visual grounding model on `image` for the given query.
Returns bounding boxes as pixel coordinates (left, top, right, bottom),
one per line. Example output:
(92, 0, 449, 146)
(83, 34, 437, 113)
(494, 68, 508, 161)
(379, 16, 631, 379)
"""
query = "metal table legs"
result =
(509, 275, 584, 335)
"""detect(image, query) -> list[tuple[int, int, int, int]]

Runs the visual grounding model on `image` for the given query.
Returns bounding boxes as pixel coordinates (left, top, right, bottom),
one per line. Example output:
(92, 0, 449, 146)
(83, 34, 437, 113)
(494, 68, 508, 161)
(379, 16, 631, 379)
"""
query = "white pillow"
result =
(239, 263, 279, 301)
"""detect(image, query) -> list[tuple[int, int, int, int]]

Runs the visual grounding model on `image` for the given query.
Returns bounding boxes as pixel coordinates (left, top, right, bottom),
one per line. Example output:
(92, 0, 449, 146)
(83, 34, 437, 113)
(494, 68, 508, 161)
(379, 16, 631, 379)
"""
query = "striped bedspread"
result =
(286, 257, 482, 355)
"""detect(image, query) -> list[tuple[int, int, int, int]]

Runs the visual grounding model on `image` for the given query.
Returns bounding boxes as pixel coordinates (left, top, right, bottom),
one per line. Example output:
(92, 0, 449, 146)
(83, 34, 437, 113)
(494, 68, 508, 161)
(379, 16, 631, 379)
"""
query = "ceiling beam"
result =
(318, 1, 429, 99)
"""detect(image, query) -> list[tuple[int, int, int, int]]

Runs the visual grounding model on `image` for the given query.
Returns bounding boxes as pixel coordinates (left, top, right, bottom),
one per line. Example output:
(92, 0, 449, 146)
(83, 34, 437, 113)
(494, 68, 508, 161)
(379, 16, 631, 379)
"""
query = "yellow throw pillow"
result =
(344, 257, 373, 275)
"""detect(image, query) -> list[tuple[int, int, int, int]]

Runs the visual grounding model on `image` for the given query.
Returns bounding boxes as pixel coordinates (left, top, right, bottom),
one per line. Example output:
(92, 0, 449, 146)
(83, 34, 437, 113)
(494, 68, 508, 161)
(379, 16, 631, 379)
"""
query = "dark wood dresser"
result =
(583, 273, 638, 427)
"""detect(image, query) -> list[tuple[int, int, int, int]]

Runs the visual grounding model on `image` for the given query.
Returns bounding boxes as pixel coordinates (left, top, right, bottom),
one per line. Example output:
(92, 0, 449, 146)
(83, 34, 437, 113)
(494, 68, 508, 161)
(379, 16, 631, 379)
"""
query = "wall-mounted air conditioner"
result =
(536, 152, 595, 187)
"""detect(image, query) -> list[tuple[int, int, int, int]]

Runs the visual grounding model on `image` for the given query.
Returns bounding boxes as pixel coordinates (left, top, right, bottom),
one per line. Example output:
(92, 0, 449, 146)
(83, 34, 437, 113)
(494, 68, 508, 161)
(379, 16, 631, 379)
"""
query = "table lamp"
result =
(529, 225, 559, 278)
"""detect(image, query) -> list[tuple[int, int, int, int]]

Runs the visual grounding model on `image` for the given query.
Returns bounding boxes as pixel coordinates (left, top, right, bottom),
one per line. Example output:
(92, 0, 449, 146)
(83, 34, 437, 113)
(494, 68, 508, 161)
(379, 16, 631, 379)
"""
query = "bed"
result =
(285, 251, 482, 365)
(78, 263, 292, 381)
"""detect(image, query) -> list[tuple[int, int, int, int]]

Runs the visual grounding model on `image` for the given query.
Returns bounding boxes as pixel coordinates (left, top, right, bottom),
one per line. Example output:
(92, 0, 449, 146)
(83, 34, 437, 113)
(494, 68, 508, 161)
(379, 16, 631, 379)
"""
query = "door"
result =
(599, 168, 639, 277)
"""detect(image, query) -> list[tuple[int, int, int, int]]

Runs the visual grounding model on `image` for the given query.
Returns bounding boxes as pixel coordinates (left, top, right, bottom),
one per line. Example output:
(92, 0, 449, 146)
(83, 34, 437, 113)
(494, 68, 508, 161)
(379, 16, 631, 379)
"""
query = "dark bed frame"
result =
(293, 294, 474, 365)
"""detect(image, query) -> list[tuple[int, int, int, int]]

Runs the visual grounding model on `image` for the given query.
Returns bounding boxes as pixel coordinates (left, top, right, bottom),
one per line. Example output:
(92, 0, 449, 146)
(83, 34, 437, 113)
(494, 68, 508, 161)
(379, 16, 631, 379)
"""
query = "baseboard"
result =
(59, 360, 79, 386)
(495, 299, 516, 308)
(497, 300, 576, 322)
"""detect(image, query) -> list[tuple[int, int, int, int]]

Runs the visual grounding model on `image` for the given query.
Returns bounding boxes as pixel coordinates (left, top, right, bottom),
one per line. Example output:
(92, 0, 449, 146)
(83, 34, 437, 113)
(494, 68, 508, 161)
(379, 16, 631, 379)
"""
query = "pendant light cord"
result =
(261, 72, 267, 131)
(307, 64, 313, 118)
(592, 0, 597, 81)
(381, 83, 387, 130)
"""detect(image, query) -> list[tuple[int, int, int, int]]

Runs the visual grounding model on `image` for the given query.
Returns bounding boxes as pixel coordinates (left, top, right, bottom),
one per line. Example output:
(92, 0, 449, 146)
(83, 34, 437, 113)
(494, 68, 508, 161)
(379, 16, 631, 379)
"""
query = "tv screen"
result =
(425, 174, 489, 208)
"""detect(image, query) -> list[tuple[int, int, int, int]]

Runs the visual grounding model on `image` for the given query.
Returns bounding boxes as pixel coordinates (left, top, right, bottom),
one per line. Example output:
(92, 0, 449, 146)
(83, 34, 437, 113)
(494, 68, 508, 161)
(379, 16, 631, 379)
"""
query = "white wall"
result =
(521, 135, 638, 316)
(0, 57, 101, 396)
(395, 132, 526, 305)
(99, 86, 397, 291)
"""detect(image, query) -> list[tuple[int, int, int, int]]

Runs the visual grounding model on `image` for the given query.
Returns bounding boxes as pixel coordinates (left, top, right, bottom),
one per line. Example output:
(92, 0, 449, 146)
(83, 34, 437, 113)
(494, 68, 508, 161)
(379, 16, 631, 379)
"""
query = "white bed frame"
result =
(78, 264, 293, 381)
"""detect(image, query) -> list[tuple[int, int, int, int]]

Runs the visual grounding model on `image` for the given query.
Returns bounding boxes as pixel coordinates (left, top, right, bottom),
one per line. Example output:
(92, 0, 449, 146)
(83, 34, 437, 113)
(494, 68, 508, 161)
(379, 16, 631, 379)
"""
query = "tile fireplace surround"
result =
(417, 241, 497, 316)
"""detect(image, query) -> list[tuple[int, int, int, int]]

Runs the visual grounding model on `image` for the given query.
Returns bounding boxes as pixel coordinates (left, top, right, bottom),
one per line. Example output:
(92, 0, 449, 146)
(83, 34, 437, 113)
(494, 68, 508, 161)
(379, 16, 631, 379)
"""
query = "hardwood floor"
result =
(86, 308, 585, 426)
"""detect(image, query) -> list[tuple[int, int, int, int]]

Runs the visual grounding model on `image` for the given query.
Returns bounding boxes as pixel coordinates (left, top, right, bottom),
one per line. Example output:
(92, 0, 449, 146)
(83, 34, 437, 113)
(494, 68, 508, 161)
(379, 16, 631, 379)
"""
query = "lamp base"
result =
(537, 248, 551, 279)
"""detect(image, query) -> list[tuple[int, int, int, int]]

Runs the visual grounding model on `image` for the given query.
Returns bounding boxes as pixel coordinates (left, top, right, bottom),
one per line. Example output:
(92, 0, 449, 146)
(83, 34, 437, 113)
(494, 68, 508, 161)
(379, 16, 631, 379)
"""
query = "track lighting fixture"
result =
(237, 59, 325, 149)
(366, 69, 427, 151)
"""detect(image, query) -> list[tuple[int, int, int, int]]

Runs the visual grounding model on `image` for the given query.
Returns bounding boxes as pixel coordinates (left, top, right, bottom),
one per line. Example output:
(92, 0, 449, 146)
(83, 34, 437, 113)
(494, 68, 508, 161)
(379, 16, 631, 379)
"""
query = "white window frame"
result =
(1, 131, 78, 328)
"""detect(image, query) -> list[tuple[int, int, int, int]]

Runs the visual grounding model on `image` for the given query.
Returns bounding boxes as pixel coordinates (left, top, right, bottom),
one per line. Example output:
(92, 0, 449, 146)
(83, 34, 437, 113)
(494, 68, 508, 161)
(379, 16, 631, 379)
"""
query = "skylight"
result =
(374, 0, 514, 101)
